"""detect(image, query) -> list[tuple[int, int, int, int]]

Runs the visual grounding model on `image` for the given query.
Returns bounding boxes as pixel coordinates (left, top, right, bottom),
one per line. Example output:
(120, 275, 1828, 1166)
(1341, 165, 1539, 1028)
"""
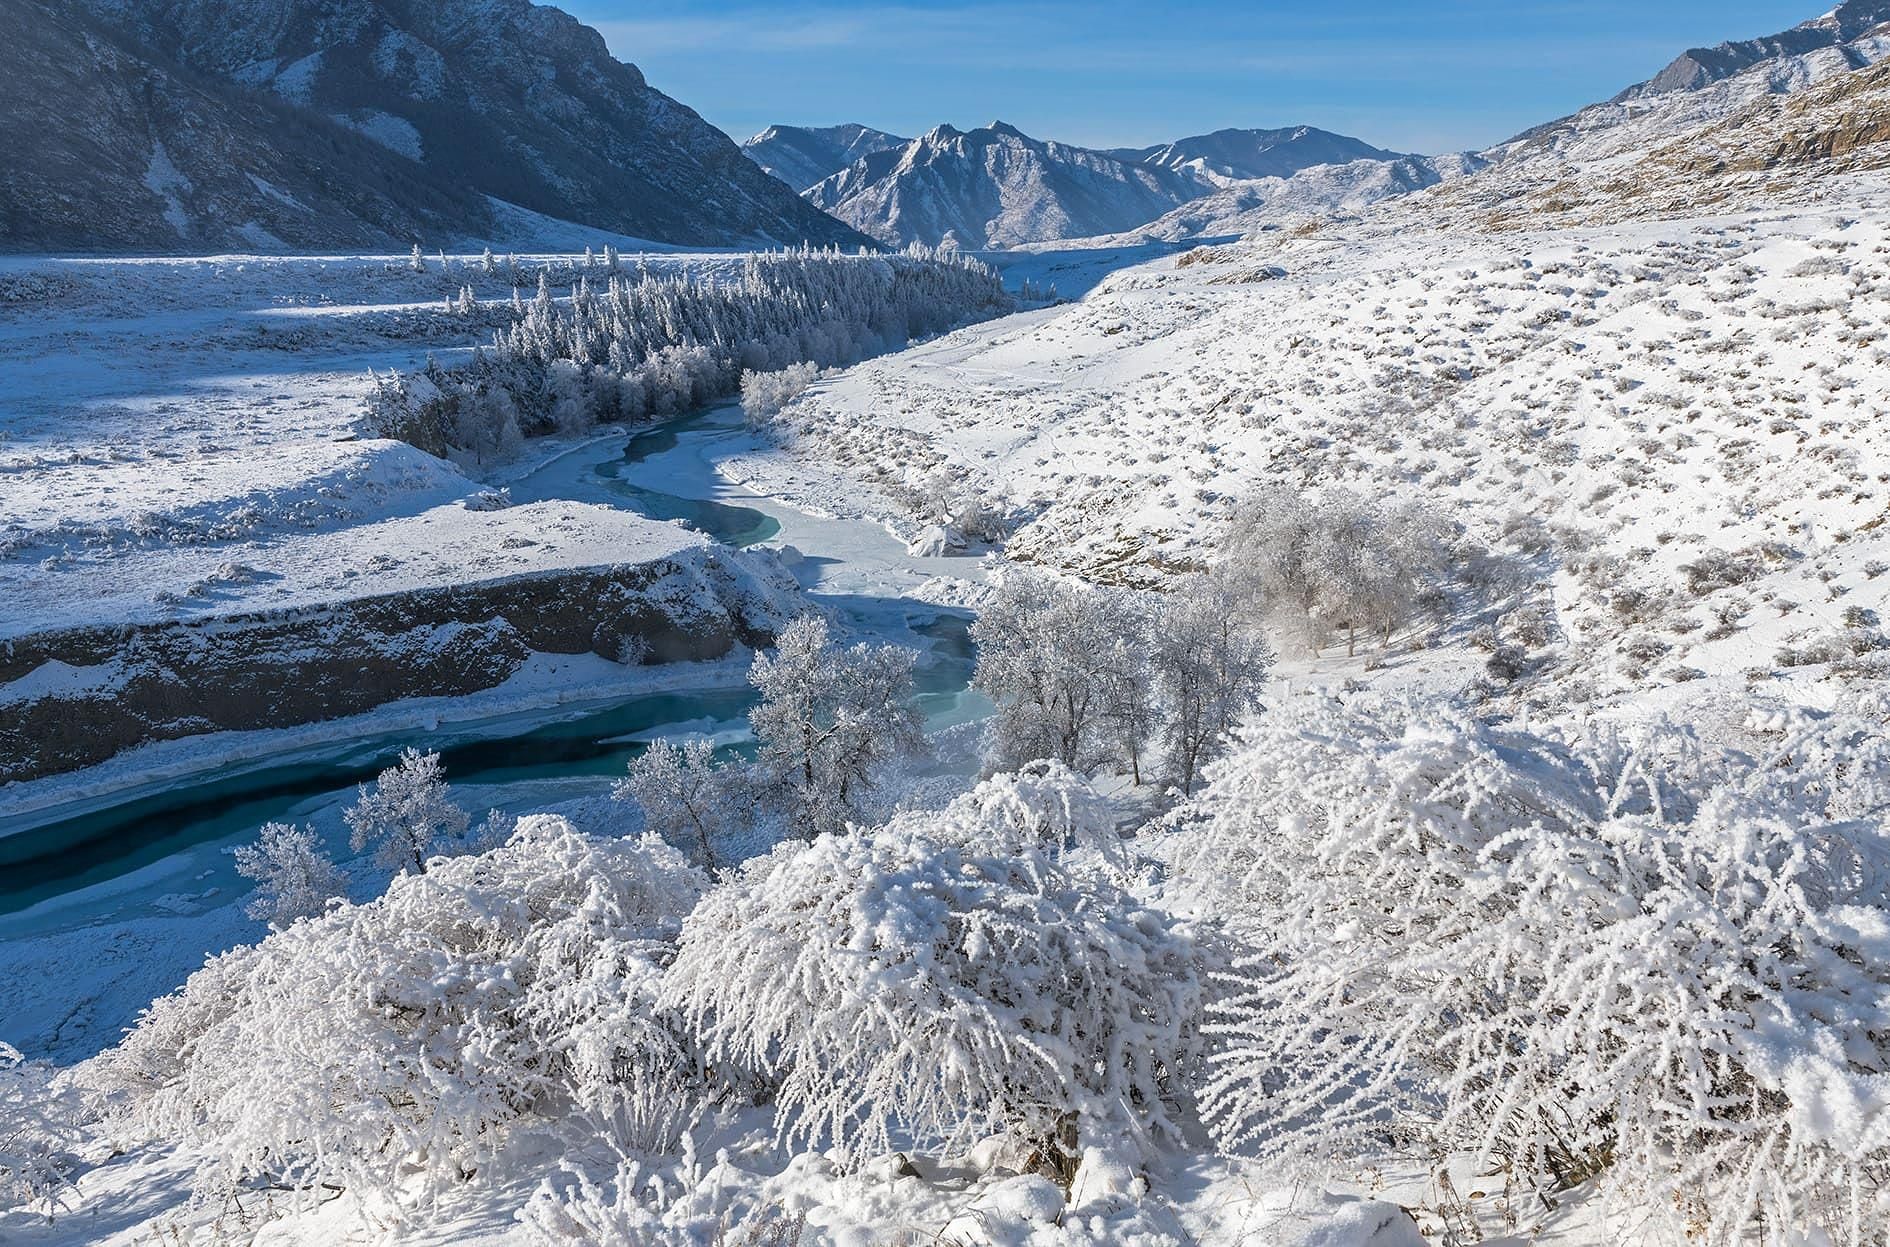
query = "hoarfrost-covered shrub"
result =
(1176, 692, 1890, 1245)
(0, 1042, 80, 1217)
(663, 823, 1200, 1180)
(518, 1161, 671, 1246)
(739, 362, 818, 427)
(1225, 486, 1452, 654)
(876, 760, 1122, 863)
(519, 1162, 806, 1247)
(92, 817, 710, 1211)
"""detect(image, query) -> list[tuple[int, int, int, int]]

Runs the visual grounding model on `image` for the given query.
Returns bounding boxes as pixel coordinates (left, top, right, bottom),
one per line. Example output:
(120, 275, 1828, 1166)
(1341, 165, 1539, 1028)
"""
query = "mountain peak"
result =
(985, 120, 1028, 139)
(1626, 0, 1890, 98)
(739, 122, 908, 193)
(25, 0, 868, 251)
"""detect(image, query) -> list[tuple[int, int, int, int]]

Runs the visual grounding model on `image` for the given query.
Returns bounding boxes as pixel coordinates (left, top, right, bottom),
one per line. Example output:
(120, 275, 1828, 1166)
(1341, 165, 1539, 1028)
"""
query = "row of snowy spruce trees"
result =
(5, 496, 1890, 1243)
(364, 246, 1012, 466)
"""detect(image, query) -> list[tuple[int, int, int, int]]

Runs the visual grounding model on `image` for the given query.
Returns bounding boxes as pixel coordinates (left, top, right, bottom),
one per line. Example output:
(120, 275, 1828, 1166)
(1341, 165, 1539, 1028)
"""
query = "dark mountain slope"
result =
(1, 0, 868, 252)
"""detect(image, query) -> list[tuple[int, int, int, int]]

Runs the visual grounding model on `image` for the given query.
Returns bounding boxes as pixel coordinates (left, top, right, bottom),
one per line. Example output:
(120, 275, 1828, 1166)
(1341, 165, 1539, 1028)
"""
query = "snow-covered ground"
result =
(0, 252, 767, 635)
(8, 143, 1890, 1240)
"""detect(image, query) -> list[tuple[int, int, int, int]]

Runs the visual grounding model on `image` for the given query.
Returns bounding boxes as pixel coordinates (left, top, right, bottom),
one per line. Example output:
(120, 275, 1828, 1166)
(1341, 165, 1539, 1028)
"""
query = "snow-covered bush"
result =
(749, 615, 925, 839)
(971, 571, 1152, 777)
(0, 1042, 80, 1217)
(888, 468, 1013, 545)
(344, 746, 471, 874)
(92, 817, 710, 1212)
(739, 362, 818, 427)
(875, 760, 1123, 864)
(663, 820, 1200, 1182)
(1176, 692, 1890, 1244)
(232, 820, 343, 926)
(518, 1161, 806, 1247)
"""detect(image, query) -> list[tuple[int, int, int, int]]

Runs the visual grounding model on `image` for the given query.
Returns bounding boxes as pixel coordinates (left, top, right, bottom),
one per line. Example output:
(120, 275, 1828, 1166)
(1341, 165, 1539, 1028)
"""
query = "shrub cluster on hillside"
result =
(364, 248, 1011, 465)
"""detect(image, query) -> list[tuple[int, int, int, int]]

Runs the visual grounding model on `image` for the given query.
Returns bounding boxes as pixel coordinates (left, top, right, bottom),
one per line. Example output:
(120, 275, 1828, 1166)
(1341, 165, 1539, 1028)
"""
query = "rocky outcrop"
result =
(0, 547, 801, 783)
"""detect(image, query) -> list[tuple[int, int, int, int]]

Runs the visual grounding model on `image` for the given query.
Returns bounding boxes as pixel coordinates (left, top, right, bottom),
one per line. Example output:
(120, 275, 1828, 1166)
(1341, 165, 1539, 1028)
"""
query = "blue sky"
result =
(566, 0, 1819, 153)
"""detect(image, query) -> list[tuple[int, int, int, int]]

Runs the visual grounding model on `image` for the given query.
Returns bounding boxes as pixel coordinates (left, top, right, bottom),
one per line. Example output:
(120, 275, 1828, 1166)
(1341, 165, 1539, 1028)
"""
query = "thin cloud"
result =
(590, 6, 998, 56)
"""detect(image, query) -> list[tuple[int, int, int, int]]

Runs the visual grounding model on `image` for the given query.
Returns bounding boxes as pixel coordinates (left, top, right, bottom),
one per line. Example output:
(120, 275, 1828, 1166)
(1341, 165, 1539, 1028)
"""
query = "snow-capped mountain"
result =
(800, 120, 1425, 248)
(1087, 153, 1486, 244)
(806, 121, 1208, 248)
(742, 124, 909, 193)
(1, 0, 868, 252)
(1618, 0, 1890, 97)
(1396, 2, 1890, 233)
(1108, 126, 1408, 181)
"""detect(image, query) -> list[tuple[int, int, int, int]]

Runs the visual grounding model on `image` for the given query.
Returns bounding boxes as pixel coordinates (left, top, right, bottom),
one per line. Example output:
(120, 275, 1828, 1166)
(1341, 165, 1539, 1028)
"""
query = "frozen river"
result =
(0, 406, 990, 1059)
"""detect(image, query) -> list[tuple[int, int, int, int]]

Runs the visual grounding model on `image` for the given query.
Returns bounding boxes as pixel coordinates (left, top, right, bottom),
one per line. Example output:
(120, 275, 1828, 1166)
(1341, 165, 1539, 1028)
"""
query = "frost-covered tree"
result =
(615, 738, 742, 869)
(409, 243, 426, 273)
(232, 821, 342, 927)
(1174, 692, 1890, 1246)
(0, 1041, 78, 1218)
(739, 361, 818, 427)
(343, 747, 470, 874)
(662, 807, 1199, 1181)
(749, 615, 923, 839)
(93, 818, 710, 1211)
(1150, 571, 1273, 795)
(1226, 486, 1449, 654)
(971, 571, 1150, 776)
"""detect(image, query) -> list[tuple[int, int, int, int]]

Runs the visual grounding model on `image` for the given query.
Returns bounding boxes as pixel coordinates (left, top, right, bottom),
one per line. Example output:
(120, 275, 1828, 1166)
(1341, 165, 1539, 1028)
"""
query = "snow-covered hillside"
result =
(768, 183, 1890, 717)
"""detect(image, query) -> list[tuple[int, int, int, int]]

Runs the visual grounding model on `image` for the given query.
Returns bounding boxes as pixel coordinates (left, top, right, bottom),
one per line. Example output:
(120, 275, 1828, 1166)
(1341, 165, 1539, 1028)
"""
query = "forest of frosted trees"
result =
(365, 247, 1011, 464)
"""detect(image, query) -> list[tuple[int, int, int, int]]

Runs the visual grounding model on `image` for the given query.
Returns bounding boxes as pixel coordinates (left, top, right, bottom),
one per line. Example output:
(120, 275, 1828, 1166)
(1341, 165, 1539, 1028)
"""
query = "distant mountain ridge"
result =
(1, 0, 868, 252)
(795, 119, 1420, 248)
(803, 121, 1209, 249)
(742, 124, 908, 192)
(1108, 126, 1409, 181)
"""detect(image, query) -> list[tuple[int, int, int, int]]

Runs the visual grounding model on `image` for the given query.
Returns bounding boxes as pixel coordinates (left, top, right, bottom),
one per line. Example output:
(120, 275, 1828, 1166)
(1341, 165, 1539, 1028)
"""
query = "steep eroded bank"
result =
(0, 517, 802, 783)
